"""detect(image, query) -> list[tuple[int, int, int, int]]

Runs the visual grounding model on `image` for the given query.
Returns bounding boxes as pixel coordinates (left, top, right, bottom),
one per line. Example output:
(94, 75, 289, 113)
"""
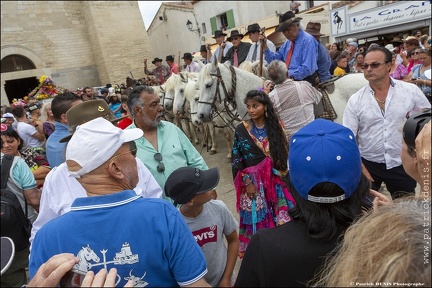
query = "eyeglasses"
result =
(412, 52, 420, 55)
(361, 62, 388, 69)
(231, 37, 241, 41)
(154, 152, 165, 173)
(107, 141, 137, 165)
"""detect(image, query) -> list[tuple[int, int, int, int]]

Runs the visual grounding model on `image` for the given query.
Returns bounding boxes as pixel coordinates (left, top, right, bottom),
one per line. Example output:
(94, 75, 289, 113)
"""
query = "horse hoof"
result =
(209, 150, 217, 155)
(202, 143, 207, 148)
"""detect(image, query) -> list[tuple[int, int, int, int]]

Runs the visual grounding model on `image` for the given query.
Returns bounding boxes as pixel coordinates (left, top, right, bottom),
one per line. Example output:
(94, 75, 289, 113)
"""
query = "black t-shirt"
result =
(235, 220, 342, 287)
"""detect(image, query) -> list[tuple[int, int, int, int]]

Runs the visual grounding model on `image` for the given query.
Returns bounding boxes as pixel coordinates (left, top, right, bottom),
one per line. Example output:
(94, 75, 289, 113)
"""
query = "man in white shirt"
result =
(12, 105, 44, 148)
(29, 100, 162, 250)
(182, 52, 201, 73)
(343, 46, 430, 198)
(245, 23, 276, 63)
(209, 30, 233, 63)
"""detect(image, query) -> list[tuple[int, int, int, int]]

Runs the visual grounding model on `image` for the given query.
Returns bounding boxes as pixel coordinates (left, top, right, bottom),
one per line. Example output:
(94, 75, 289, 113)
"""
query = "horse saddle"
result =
(314, 76, 343, 121)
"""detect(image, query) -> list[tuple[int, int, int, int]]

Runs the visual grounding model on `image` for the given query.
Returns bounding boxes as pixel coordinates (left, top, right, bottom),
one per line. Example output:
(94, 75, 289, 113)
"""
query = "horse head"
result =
(163, 74, 178, 111)
(82, 245, 100, 262)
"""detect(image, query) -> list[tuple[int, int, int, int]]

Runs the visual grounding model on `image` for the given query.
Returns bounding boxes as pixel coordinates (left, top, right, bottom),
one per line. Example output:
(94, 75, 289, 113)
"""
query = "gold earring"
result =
(265, 111, 268, 117)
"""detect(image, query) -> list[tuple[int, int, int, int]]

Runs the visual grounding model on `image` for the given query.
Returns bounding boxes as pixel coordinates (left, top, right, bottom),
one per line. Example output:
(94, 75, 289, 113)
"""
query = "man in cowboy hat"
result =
(305, 22, 331, 82)
(263, 11, 319, 85)
(166, 55, 179, 75)
(245, 23, 276, 63)
(199, 45, 209, 64)
(144, 57, 170, 85)
(182, 52, 201, 73)
(209, 30, 232, 63)
(223, 30, 252, 67)
(29, 99, 163, 250)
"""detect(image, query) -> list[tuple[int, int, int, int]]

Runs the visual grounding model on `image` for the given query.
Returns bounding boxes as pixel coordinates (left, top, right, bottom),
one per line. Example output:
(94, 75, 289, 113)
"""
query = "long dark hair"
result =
(287, 174, 371, 241)
(244, 90, 288, 171)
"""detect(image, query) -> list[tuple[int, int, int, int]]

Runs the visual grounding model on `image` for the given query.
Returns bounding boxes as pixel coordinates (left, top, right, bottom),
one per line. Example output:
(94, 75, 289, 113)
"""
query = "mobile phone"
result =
(60, 268, 86, 287)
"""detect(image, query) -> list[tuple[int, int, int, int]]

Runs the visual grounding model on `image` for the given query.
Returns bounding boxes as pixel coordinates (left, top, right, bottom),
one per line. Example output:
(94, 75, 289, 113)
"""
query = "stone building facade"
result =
(1, 1, 153, 104)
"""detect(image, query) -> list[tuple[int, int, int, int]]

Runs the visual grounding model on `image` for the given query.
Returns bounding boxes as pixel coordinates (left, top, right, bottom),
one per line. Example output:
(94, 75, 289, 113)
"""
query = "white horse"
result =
(194, 58, 264, 126)
(239, 60, 269, 80)
(324, 73, 369, 124)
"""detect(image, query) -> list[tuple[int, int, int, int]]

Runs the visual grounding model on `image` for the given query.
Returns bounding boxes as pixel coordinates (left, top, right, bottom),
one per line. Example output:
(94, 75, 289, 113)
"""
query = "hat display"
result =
(199, 45, 207, 52)
(213, 30, 227, 38)
(166, 55, 175, 61)
(347, 42, 358, 48)
(66, 117, 143, 177)
(1, 237, 15, 276)
(289, 119, 362, 203)
(305, 22, 323, 36)
(275, 11, 302, 33)
(165, 167, 220, 206)
(385, 44, 396, 52)
(181, 52, 193, 60)
(151, 57, 163, 64)
(227, 30, 244, 41)
(59, 99, 126, 143)
(246, 23, 261, 34)
(2, 113, 14, 118)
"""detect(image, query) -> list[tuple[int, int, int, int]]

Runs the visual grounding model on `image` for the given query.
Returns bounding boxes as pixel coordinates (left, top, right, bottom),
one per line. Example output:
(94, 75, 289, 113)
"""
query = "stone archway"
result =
(1, 45, 51, 105)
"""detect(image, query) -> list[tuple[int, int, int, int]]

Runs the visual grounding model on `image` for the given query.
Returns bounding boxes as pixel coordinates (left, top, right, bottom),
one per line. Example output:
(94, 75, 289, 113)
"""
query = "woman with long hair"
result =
(231, 89, 296, 258)
(350, 52, 364, 73)
(40, 102, 55, 138)
(107, 93, 122, 118)
(389, 51, 409, 80)
(407, 47, 431, 101)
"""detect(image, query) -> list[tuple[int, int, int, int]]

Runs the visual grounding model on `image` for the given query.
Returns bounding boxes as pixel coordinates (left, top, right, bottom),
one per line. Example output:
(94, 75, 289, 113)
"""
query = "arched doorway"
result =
(1, 54, 40, 103)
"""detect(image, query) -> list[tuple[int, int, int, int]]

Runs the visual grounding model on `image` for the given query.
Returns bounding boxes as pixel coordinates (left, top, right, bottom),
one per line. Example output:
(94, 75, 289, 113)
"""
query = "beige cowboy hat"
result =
(305, 22, 323, 36)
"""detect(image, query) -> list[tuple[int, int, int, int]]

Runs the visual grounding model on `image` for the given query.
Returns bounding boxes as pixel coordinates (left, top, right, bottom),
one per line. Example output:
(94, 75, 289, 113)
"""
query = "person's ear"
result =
(107, 160, 125, 181)
(60, 113, 68, 123)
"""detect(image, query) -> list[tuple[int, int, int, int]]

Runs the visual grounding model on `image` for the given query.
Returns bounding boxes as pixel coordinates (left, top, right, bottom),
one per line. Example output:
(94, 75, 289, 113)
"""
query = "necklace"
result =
(252, 122, 267, 141)
(374, 97, 386, 104)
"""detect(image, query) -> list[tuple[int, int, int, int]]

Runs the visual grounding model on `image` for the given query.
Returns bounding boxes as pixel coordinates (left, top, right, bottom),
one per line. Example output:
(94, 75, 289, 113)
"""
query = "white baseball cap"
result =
(66, 117, 143, 177)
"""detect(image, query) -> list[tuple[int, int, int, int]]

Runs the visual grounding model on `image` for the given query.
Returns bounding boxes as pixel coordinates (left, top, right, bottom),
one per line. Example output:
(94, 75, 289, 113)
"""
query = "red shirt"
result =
(117, 117, 133, 130)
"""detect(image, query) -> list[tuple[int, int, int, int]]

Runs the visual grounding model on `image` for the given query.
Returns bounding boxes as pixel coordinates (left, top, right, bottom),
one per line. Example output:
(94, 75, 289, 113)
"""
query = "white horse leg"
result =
(188, 121, 200, 145)
(181, 118, 192, 141)
(207, 122, 217, 155)
(222, 127, 234, 162)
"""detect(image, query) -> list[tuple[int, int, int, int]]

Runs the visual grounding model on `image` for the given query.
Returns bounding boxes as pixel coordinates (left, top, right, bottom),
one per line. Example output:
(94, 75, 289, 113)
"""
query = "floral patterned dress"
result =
(231, 120, 296, 258)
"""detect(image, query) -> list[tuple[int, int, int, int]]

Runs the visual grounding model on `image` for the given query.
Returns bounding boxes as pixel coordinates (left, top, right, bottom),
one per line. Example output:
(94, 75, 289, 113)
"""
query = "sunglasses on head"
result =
(154, 152, 165, 173)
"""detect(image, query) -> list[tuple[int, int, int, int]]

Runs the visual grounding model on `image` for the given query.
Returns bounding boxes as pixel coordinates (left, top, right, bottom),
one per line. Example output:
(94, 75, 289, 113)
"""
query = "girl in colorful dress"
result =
(231, 89, 296, 258)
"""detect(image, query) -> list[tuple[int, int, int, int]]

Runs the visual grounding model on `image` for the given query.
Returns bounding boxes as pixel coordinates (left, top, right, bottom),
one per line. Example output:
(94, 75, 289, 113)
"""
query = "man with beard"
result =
(126, 86, 208, 202)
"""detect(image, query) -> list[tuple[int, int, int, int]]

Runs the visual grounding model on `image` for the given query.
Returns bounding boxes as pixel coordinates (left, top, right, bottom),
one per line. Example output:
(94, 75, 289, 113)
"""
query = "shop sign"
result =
(330, 6, 348, 37)
(349, 1, 431, 33)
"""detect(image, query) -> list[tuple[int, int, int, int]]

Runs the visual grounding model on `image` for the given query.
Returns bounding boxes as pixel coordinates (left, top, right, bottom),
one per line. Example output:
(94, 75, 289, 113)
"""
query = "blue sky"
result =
(138, 1, 164, 29)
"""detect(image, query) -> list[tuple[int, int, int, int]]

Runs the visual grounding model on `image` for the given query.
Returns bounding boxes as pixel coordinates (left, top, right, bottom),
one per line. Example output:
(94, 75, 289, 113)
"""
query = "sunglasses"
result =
(361, 62, 388, 70)
(106, 142, 137, 166)
(154, 152, 165, 173)
(231, 37, 241, 41)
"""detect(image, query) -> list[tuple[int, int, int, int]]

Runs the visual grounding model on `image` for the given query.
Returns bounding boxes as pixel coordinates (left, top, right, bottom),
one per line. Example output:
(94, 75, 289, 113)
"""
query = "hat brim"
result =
(306, 30, 323, 36)
(59, 115, 128, 143)
(152, 60, 162, 64)
(213, 33, 227, 38)
(227, 35, 244, 42)
(1, 237, 15, 276)
(275, 17, 302, 32)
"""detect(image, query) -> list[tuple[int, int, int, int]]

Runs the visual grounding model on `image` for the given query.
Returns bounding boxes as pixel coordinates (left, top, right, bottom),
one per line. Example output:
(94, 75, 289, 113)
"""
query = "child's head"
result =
(336, 54, 348, 69)
(165, 167, 220, 206)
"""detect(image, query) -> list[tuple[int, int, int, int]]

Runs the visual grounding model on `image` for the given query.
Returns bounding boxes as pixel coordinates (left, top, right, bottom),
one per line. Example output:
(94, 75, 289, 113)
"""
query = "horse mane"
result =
(164, 74, 178, 91)
(239, 61, 254, 73)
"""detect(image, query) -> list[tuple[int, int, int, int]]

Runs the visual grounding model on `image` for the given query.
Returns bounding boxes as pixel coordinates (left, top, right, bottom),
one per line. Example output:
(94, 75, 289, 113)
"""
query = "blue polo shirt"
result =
(46, 121, 69, 167)
(30, 190, 207, 287)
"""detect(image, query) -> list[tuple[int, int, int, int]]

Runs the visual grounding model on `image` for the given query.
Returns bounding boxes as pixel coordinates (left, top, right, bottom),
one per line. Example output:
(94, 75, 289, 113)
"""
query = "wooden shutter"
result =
(210, 17, 217, 34)
(226, 9, 235, 28)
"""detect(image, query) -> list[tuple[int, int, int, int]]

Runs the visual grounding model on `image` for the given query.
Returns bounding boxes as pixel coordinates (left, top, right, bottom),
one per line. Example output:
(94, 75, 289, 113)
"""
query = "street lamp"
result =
(186, 19, 200, 34)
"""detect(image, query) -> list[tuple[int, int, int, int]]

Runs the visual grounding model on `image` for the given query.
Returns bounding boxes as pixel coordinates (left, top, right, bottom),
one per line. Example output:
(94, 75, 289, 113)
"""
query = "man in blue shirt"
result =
(45, 92, 81, 167)
(304, 22, 331, 82)
(263, 11, 319, 85)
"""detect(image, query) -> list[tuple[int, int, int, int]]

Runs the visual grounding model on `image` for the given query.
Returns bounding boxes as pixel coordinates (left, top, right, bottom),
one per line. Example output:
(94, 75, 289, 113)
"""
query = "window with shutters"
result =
(210, 9, 235, 34)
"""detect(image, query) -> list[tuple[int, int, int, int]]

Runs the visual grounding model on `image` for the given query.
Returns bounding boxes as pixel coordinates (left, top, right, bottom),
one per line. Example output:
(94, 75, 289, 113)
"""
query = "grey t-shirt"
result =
(180, 200, 238, 287)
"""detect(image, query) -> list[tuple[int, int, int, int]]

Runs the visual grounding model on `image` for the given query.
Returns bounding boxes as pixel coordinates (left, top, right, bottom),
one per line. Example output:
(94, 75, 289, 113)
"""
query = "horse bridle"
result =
(197, 65, 242, 124)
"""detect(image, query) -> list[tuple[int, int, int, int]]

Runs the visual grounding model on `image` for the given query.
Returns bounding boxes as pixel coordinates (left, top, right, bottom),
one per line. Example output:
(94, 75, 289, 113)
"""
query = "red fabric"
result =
(233, 49, 239, 67)
(285, 41, 295, 68)
(117, 117, 133, 130)
(158, 69, 164, 84)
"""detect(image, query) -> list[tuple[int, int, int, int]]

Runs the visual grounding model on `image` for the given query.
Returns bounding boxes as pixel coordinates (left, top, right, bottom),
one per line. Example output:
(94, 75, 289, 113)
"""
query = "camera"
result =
(403, 108, 431, 149)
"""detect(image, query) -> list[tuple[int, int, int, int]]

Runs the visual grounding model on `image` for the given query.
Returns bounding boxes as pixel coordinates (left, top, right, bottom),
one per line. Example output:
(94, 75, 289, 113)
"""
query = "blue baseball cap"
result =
(288, 119, 361, 203)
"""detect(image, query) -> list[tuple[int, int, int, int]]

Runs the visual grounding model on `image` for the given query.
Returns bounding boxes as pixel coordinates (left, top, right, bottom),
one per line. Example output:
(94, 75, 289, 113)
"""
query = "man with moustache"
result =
(223, 30, 252, 67)
(343, 46, 430, 199)
(126, 86, 208, 202)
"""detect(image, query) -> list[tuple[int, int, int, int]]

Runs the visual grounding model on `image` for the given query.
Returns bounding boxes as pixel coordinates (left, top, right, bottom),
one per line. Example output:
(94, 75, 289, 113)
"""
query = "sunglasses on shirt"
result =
(154, 152, 165, 173)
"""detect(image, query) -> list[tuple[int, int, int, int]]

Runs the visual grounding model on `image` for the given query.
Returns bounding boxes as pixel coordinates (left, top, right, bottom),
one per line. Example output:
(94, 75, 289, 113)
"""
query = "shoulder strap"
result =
(1, 154, 14, 190)
(1, 154, 29, 218)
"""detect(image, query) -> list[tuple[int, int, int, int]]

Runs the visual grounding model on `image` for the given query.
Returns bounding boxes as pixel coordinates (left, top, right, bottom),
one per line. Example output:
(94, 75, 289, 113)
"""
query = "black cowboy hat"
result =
(181, 52, 193, 60)
(213, 30, 227, 38)
(227, 30, 244, 42)
(199, 45, 207, 52)
(166, 55, 175, 62)
(305, 22, 323, 36)
(151, 57, 163, 64)
(275, 11, 302, 33)
(247, 23, 261, 34)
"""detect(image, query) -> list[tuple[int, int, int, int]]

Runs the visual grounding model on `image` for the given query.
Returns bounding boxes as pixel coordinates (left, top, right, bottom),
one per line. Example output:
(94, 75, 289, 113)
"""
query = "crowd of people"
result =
(1, 8, 431, 288)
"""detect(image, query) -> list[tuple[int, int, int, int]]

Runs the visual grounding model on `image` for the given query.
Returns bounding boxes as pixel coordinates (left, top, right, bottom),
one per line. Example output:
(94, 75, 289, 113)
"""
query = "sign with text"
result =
(349, 1, 431, 33)
(329, 6, 348, 37)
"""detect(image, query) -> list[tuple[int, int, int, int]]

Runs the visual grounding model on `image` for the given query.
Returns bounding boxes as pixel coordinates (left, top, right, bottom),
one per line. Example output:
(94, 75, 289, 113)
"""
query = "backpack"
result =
(1, 154, 32, 252)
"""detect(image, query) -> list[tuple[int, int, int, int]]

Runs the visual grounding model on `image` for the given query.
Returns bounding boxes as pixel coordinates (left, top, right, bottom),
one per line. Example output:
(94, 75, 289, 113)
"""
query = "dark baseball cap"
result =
(164, 167, 220, 206)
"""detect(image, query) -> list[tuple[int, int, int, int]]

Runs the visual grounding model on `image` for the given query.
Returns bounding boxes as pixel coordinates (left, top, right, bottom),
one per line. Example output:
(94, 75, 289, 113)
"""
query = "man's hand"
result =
(81, 268, 134, 287)
(27, 253, 79, 287)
